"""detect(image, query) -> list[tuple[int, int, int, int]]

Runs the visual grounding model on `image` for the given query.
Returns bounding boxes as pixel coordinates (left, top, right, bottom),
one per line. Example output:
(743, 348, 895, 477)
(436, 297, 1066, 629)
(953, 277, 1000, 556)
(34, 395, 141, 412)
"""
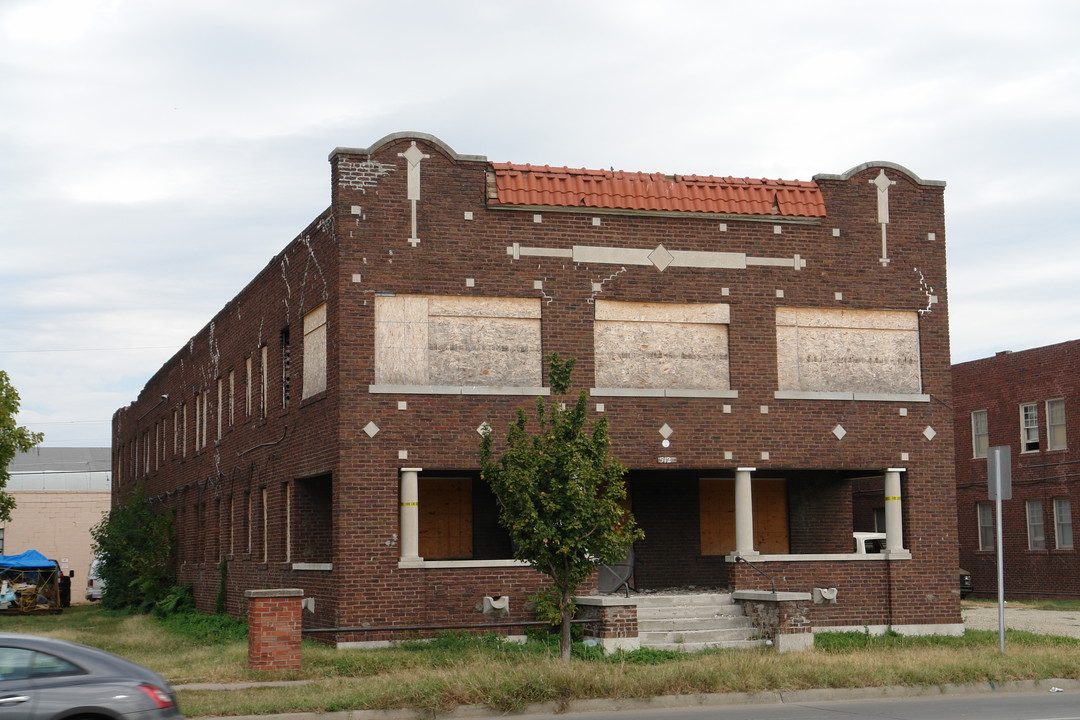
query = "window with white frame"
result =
(1054, 497, 1074, 550)
(194, 392, 203, 452)
(1047, 398, 1066, 451)
(971, 409, 988, 459)
(260, 345, 269, 418)
(977, 502, 994, 550)
(217, 377, 224, 442)
(1020, 403, 1040, 452)
(1027, 499, 1046, 550)
(245, 357, 253, 417)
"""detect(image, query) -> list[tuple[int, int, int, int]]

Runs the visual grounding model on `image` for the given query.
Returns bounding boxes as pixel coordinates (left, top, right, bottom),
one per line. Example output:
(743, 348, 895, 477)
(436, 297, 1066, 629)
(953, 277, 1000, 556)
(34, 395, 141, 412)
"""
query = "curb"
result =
(195, 678, 1080, 720)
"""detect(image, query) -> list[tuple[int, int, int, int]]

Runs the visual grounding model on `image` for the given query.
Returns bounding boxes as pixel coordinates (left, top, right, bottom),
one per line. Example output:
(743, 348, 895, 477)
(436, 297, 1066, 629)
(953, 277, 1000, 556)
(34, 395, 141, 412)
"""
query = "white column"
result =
(400, 468, 423, 562)
(884, 468, 906, 553)
(735, 467, 758, 556)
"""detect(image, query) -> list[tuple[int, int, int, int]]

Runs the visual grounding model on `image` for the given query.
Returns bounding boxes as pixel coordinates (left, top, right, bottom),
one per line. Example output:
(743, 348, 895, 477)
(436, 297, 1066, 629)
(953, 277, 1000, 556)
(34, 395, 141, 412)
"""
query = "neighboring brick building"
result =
(114, 132, 960, 643)
(953, 341, 1080, 598)
(4, 447, 112, 603)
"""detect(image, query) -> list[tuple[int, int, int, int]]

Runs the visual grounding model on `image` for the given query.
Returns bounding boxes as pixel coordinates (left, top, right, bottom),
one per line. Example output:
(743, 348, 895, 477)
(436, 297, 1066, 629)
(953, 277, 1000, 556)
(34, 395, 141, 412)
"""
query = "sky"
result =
(2, 0, 1079, 448)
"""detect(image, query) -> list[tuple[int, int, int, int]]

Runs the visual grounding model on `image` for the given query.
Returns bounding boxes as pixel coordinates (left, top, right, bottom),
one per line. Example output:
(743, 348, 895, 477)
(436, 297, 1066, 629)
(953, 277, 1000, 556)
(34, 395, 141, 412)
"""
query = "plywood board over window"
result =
(374, 295, 542, 388)
(776, 308, 921, 394)
(419, 477, 473, 560)
(302, 303, 328, 399)
(699, 478, 788, 556)
(594, 300, 730, 390)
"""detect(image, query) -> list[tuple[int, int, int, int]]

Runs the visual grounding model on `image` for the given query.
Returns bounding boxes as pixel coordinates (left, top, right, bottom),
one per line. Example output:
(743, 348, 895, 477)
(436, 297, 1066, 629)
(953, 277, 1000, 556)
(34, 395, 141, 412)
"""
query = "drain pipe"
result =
(734, 554, 777, 594)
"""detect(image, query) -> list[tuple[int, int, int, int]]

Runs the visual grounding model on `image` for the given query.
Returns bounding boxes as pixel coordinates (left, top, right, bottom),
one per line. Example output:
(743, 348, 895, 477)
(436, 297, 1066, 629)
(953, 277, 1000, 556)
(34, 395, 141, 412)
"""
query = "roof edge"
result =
(329, 132, 487, 163)
(814, 161, 945, 187)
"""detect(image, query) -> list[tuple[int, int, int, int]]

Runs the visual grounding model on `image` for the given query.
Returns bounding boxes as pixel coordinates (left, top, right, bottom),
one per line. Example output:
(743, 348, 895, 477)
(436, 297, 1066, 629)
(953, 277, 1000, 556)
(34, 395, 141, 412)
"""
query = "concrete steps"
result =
(635, 592, 764, 652)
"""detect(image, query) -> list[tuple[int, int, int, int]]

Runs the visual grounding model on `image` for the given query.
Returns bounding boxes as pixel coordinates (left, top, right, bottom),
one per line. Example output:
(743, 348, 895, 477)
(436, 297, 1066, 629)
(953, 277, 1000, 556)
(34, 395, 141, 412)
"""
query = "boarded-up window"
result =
(594, 301, 730, 390)
(699, 478, 788, 555)
(776, 308, 921, 394)
(375, 295, 541, 388)
(302, 303, 328, 399)
(419, 477, 473, 560)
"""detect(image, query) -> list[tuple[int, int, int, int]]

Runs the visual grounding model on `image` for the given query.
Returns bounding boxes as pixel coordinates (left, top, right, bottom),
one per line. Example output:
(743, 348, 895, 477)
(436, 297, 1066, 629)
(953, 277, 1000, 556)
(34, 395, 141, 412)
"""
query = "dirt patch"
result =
(963, 604, 1080, 639)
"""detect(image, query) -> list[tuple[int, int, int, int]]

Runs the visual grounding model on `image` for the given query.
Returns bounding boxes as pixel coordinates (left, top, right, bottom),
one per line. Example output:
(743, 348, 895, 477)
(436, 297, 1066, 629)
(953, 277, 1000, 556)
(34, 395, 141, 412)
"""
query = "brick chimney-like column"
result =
(245, 588, 304, 670)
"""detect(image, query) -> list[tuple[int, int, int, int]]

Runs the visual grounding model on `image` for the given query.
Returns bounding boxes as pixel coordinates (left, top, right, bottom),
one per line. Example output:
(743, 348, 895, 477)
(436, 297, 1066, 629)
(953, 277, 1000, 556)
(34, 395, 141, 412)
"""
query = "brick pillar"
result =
(575, 596, 639, 653)
(733, 590, 814, 653)
(245, 588, 304, 670)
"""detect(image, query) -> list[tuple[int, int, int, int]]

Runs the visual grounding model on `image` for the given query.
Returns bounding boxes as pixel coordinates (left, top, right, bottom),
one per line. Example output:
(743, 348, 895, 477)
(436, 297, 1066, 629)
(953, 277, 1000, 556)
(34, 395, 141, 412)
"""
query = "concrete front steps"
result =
(636, 592, 764, 652)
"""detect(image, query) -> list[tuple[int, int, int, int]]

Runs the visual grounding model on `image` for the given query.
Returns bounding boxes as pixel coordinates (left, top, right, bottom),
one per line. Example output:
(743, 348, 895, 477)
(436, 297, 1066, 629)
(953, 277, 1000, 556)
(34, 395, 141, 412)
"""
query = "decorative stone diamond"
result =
(476, 422, 491, 436)
(659, 423, 673, 439)
(402, 143, 426, 165)
(832, 424, 847, 440)
(648, 244, 674, 271)
(923, 426, 937, 441)
(363, 421, 380, 438)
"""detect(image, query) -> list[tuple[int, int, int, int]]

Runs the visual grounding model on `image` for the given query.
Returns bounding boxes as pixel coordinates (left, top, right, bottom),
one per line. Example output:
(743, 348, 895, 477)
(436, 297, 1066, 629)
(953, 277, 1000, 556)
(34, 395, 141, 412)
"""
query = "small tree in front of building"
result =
(0, 370, 44, 522)
(480, 354, 642, 661)
(90, 483, 175, 613)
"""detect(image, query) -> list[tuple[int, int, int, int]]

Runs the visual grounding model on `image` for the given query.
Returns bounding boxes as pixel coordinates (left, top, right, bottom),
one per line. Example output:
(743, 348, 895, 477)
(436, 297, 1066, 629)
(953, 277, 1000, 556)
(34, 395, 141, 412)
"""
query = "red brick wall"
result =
(954, 341, 1080, 598)
(114, 135, 959, 635)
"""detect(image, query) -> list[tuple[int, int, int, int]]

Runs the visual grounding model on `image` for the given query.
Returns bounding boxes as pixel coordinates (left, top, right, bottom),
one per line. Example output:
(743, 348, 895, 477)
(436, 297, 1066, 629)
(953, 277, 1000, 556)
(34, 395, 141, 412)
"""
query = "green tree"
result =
(0, 370, 44, 522)
(480, 354, 643, 661)
(90, 482, 174, 613)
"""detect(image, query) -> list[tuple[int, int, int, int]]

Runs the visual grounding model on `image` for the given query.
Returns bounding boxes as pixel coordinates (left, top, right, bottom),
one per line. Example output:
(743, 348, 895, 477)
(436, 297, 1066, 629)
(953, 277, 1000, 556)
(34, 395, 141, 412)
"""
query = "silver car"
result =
(0, 633, 181, 719)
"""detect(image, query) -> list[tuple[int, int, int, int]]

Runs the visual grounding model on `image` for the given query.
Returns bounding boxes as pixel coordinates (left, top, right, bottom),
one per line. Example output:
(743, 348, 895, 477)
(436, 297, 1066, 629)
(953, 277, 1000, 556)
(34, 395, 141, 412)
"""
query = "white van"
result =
(86, 557, 105, 601)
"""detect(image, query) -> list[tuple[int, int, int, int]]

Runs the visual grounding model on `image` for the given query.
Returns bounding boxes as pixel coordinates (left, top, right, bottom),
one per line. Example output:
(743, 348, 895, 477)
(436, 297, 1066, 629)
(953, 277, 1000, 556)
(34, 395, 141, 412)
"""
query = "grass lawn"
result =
(3, 602, 1079, 717)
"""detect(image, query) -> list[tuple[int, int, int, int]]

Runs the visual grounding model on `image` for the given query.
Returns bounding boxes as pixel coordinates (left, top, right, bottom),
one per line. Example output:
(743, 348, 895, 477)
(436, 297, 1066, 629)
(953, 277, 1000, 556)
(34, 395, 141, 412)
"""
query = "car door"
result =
(0, 646, 37, 719)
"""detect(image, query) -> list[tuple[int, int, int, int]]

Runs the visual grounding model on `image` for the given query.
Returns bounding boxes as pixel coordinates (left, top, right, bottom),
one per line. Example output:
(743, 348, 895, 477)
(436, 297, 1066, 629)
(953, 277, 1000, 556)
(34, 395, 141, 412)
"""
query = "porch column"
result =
(735, 467, 758, 556)
(400, 467, 423, 562)
(884, 467, 905, 553)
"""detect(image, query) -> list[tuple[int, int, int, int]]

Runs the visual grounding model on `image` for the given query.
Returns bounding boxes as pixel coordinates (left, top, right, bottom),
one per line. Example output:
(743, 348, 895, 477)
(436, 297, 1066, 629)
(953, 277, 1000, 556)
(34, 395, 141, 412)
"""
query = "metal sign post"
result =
(987, 445, 1012, 654)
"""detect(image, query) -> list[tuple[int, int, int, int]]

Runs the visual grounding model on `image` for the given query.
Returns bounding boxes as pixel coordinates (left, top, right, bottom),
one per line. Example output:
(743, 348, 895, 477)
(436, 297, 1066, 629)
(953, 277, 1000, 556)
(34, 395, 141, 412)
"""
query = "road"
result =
(512, 690, 1080, 720)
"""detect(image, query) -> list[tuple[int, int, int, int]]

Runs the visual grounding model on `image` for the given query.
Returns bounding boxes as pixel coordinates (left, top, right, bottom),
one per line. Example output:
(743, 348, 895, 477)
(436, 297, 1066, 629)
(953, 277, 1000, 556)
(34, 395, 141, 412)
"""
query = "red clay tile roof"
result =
(490, 163, 825, 217)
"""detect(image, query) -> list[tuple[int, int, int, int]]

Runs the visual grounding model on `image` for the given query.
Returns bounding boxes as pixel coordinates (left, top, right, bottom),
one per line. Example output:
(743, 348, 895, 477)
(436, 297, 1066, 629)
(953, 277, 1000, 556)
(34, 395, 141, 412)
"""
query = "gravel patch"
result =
(963, 604, 1080, 639)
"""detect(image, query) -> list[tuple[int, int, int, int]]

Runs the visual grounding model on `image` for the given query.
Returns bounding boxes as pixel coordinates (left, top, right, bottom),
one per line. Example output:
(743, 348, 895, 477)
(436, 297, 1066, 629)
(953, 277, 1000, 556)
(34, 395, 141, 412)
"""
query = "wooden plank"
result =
(419, 477, 473, 559)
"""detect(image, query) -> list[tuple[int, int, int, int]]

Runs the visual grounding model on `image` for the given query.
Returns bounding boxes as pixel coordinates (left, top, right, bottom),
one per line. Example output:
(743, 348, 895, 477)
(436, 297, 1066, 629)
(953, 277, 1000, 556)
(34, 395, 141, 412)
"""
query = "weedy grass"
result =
(6, 605, 1080, 717)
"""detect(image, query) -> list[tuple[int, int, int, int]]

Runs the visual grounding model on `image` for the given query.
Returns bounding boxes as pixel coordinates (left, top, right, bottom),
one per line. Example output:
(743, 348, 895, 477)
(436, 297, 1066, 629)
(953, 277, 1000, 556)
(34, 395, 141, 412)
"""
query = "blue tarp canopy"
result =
(0, 550, 55, 570)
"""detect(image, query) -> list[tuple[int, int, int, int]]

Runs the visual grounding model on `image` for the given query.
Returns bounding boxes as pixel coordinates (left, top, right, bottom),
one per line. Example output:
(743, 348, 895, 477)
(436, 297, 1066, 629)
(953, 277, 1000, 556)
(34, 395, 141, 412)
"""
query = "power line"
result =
(0, 346, 177, 354)
(22, 421, 108, 426)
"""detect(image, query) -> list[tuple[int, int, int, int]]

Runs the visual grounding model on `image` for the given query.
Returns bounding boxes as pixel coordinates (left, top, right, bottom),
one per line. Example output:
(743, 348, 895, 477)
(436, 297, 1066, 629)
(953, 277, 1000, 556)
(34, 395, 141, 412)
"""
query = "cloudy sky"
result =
(2, 0, 1079, 448)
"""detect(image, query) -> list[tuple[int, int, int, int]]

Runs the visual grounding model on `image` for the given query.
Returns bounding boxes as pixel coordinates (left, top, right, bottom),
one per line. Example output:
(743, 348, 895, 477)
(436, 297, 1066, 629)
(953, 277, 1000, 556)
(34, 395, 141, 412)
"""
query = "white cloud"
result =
(4, 0, 1080, 445)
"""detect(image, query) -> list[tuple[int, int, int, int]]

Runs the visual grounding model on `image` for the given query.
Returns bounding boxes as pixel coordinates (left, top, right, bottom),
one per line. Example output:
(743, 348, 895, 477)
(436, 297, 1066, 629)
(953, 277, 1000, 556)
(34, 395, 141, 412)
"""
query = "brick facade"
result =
(953, 340, 1080, 598)
(114, 132, 959, 641)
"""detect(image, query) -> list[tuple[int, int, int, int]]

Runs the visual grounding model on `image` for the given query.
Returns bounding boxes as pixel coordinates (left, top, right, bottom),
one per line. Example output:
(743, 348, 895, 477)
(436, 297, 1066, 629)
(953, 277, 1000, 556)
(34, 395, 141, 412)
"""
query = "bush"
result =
(90, 482, 174, 613)
(152, 584, 194, 618)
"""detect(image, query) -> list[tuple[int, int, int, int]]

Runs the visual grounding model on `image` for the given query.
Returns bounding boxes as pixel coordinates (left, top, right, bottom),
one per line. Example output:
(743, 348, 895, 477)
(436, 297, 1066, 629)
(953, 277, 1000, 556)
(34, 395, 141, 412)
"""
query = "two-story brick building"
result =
(113, 132, 961, 644)
(953, 341, 1079, 598)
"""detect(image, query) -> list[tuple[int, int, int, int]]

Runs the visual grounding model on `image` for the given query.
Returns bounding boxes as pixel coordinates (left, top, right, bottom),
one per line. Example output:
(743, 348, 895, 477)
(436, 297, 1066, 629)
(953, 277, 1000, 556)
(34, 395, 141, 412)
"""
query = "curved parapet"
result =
(329, 131, 487, 163)
(814, 161, 945, 187)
